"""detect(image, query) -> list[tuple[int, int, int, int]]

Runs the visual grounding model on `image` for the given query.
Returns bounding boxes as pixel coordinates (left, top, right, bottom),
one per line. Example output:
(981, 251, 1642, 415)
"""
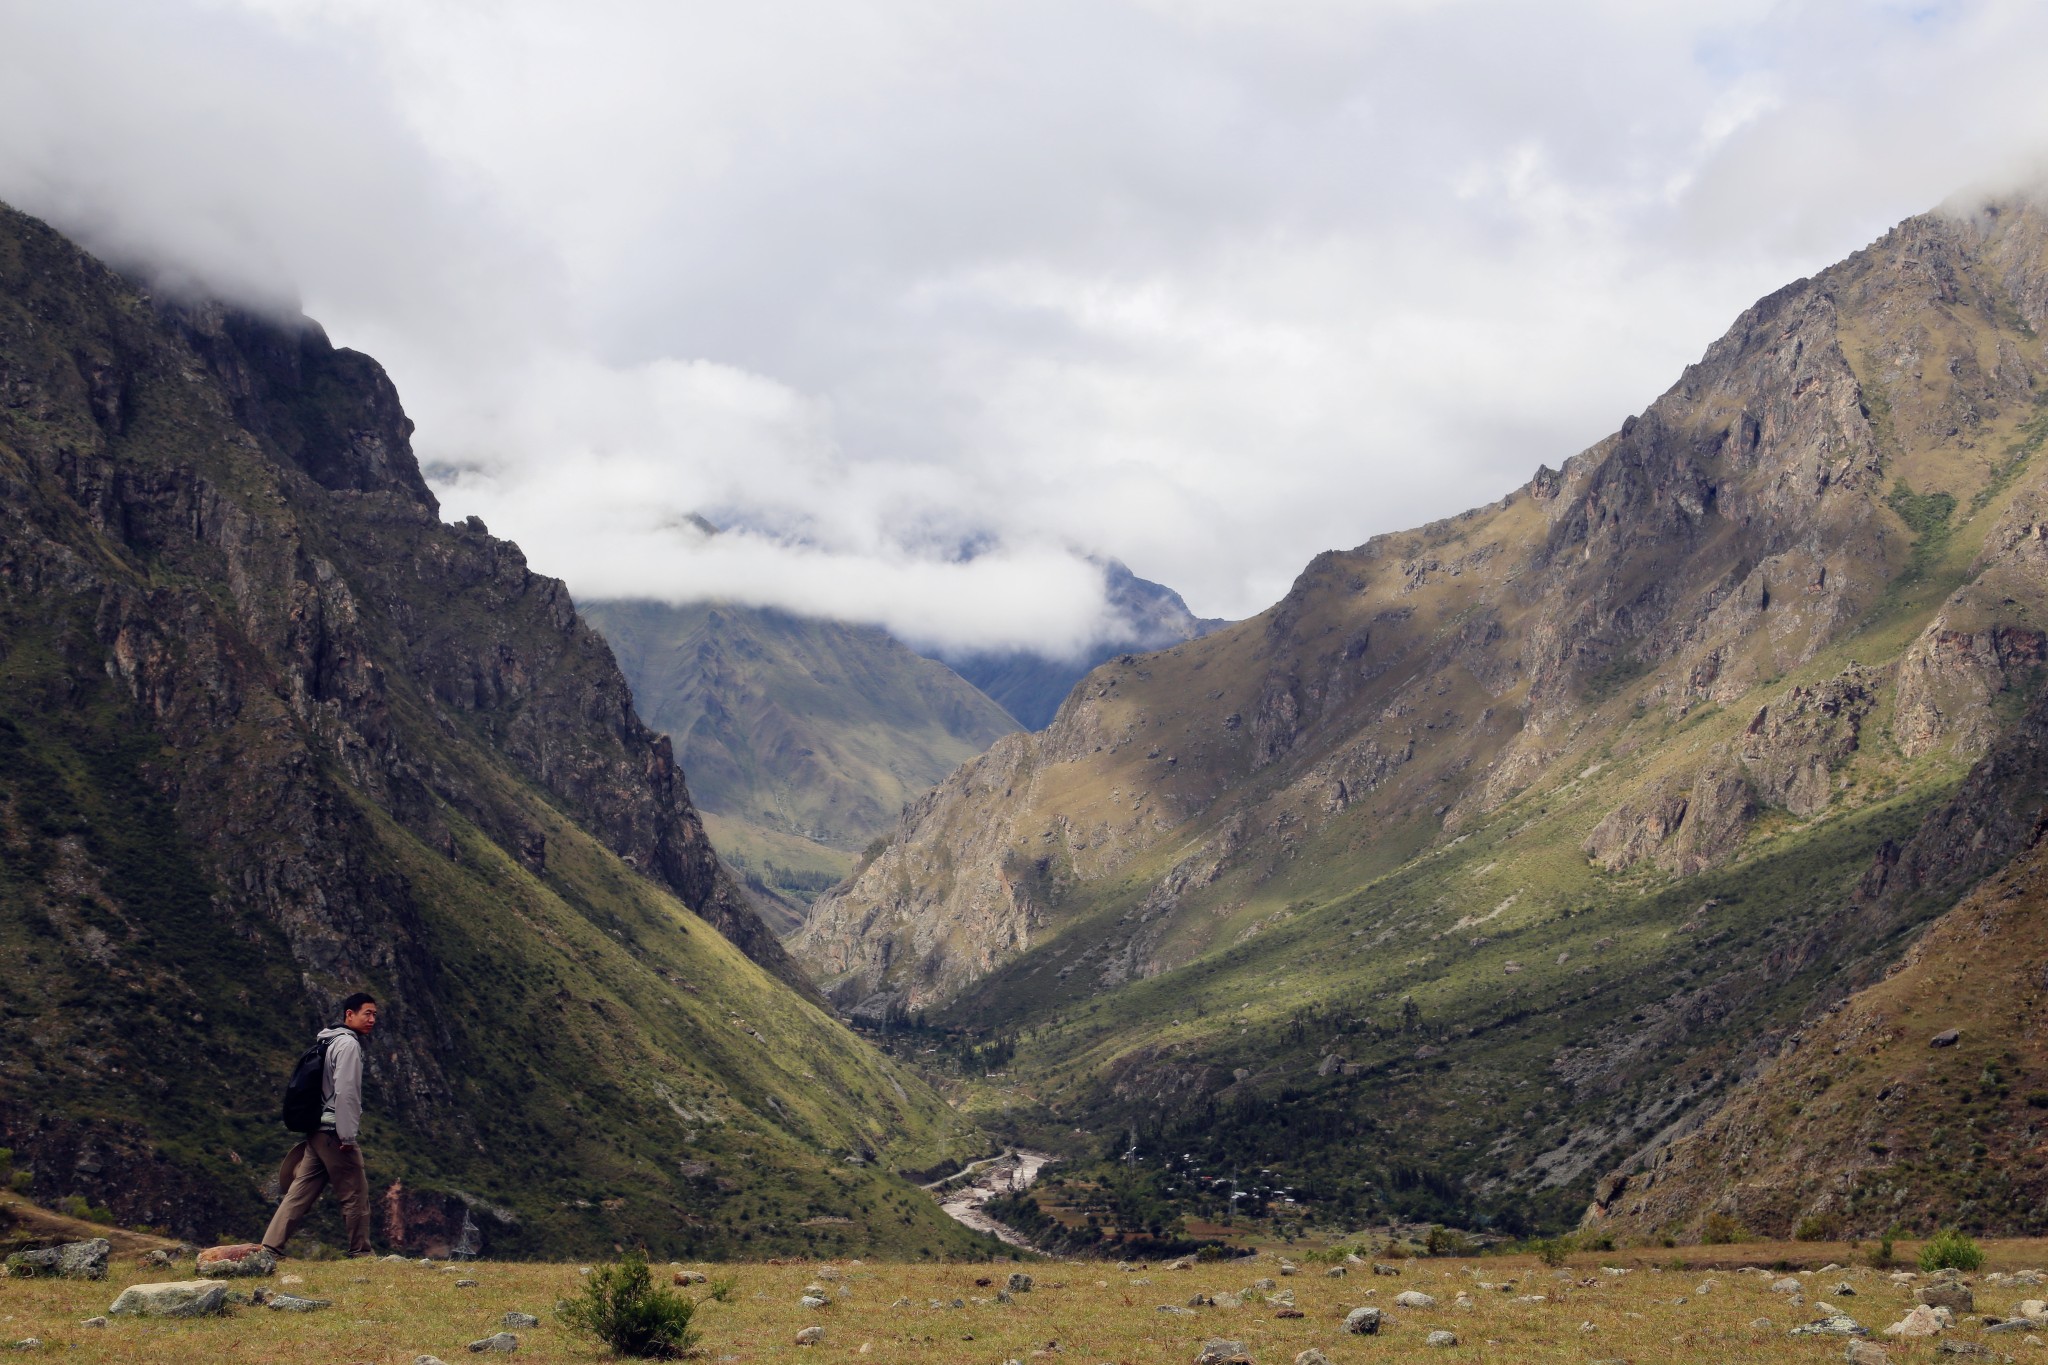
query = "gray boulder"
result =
(1917, 1284, 1975, 1314)
(1194, 1340, 1250, 1365)
(4, 1237, 111, 1280)
(1344, 1306, 1382, 1335)
(107, 1280, 229, 1318)
(1007, 1272, 1033, 1292)
(1789, 1314, 1867, 1337)
(195, 1244, 277, 1279)
(1294, 1351, 1331, 1365)
(467, 1333, 519, 1353)
(795, 1326, 825, 1346)
(268, 1295, 332, 1312)
(1426, 1330, 1458, 1347)
(502, 1312, 540, 1327)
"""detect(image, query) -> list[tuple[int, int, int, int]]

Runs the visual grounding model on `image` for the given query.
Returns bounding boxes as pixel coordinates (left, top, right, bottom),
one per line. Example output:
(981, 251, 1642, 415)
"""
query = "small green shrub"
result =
(1580, 1232, 1615, 1253)
(2025, 1091, 2048, 1110)
(9, 1171, 31, 1195)
(558, 1251, 698, 1360)
(706, 1275, 738, 1304)
(1701, 1212, 1747, 1245)
(1425, 1225, 1472, 1257)
(1794, 1213, 1838, 1242)
(1868, 1231, 1896, 1269)
(1918, 1228, 1984, 1273)
(56, 1194, 113, 1224)
(1532, 1236, 1574, 1268)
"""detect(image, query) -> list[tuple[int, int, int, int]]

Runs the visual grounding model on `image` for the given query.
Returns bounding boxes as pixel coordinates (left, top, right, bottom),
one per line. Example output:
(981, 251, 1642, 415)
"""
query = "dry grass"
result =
(5, 1242, 2048, 1364)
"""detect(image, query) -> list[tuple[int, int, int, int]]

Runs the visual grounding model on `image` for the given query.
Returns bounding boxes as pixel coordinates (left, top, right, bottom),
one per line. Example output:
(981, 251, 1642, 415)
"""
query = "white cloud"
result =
(4, 0, 2048, 647)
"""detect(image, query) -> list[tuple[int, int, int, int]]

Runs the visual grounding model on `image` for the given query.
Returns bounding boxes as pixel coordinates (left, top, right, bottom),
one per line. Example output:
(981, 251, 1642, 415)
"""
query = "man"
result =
(262, 992, 377, 1257)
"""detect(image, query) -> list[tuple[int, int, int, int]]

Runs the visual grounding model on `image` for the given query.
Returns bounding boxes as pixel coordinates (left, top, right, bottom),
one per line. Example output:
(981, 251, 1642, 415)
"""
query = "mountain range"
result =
(790, 197, 2048, 1239)
(0, 203, 989, 1259)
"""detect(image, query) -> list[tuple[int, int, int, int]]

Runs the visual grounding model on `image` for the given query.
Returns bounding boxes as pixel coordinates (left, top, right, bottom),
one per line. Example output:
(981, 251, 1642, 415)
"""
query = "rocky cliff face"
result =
(793, 197, 2048, 1231)
(0, 203, 980, 1257)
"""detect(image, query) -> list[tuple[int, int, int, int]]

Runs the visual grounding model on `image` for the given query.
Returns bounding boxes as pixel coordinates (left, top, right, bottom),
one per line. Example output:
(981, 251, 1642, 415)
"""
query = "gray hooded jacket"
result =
(315, 1025, 366, 1144)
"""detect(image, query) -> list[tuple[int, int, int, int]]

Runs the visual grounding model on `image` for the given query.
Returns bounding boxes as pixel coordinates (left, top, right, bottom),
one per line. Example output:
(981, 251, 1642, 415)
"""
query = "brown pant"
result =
(262, 1133, 371, 1255)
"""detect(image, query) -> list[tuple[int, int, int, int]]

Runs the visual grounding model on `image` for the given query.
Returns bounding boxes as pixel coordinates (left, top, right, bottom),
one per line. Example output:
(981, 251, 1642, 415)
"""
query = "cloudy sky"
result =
(4, 0, 2048, 656)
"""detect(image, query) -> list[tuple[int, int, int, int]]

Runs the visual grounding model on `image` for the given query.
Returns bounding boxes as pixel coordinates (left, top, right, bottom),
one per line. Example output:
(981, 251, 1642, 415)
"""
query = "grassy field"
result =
(5, 1241, 2046, 1364)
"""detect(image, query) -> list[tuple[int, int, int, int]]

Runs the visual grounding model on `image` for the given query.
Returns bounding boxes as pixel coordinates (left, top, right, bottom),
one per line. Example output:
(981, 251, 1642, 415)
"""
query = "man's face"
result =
(345, 1002, 379, 1034)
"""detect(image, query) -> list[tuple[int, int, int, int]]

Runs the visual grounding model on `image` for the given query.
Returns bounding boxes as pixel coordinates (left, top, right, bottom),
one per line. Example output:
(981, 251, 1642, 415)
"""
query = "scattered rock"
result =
(383, 1253, 409, 1262)
(1790, 1314, 1868, 1337)
(795, 1326, 825, 1347)
(1278, 1262, 1297, 1277)
(467, 1333, 519, 1353)
(1844, 1344, 1891, 1365)
(1212, 1292, 1243, 1309)
(1251, 1278, 1276, 1291)
(456, 1278, 479, 1289)
(2020, 1300, 2048, 1320)
(1930, 1028, 1961, 1048)
(1372, 1263, 1402, 1276)
(814, 1266, 840, 1281)
(138, 1249, 178, 1269)
(1194, 1339, 1251, 1365)
(1774, 1277, 1804, 1294)
(196, 1244, 277, 1279)
(1935, 1343, 1993, 1358)
(5, 1237, 112, 1280)
(503, 1312, 540, 1327)
(1275, 1308, 1305, 1319)
(801, 1295, 829, 1309)
(1294, 1351, 1331, 1365)
(1325, 1266, 1348, 1278)
(1426, 1331, 1458, 1347)
(1344, 1306, 1382, 1335)
(7, 1340, 41, 1352)
(1836, 1283, 1858, 1296)
(1920, 1285, 1977, 1314)
(80, 1318, 106, 1329)
(1395, 1290, 1437, 1309)
(1009, 1273, 1034, 1293)
(1752, 1318, 1776, 1331)
(1159, 1306, 1197, 1317)
(1886, 1306, 1950, 1338)
(268, 1294, 332, 1312)
(416, 1357, 451, 1365)
(279, 1274, 304, 1285)
(107, 1280, 230, 1318)
(674, 1270, 708, 1285)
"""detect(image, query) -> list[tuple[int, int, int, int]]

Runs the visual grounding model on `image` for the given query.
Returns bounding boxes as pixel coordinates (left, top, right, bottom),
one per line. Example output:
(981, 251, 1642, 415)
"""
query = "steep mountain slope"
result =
(793, 198, 2048, 1230)
(938, 560, 1228, 729)
(0, 203, 985, 1258)
(580, 599, 1018, 922)
(1586, 672, 2048, 1240)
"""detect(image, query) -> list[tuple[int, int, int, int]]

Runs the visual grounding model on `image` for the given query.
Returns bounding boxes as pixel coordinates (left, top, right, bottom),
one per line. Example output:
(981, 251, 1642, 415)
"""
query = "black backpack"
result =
(280, 1034, 334, 1134)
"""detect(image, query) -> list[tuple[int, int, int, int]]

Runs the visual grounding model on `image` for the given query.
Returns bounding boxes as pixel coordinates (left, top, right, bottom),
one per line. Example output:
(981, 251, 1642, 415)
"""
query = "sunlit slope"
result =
(796, 200, 2048, 1226)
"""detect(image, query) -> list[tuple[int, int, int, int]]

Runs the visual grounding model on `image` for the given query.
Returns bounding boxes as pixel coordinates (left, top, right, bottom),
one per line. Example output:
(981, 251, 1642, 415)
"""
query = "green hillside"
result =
(582, 599, 1017, 914)
(0, 202, 988, 1259)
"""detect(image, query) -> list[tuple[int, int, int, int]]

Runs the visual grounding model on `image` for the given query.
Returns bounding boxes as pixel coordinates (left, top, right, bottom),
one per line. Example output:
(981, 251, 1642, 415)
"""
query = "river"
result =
(929, 1148, 1057, 1249)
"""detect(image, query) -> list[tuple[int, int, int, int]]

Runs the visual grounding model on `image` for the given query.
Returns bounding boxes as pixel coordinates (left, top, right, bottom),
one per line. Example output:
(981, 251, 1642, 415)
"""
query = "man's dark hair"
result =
(339, 991, 377, 1016)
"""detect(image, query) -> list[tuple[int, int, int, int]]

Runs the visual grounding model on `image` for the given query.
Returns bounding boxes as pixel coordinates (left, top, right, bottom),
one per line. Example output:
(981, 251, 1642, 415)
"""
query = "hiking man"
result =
(262, 992, 377, 1257)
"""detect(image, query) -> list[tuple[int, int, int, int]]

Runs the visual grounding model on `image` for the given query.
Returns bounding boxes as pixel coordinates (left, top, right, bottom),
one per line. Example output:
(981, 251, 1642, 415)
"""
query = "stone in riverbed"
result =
(5, 1237, 111, 1280)
(108, 1280, 229, 1318)
(467, 1333, 519, 1353)
(196, 1243, 277, 1278)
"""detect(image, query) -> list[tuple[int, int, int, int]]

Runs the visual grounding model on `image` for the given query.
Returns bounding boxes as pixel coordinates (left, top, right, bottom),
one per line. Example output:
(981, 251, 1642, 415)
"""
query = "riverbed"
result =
(931, 1148, 1056, 1248)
